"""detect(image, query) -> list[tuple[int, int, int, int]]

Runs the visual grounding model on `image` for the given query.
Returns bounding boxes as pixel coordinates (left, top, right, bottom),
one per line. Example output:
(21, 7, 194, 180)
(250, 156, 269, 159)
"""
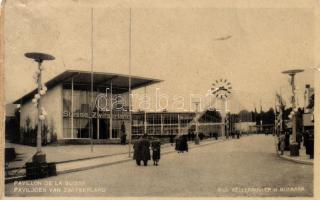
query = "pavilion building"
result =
(13, 70, 161, 144)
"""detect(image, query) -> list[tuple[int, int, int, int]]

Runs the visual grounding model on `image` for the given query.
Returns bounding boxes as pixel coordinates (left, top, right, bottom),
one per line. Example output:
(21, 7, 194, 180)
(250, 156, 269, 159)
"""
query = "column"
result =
(109, 81, 113, 139)
(97, 87, 100, 140)
(144, 86, 147, 134)
(178, 114, 181, 135)
(161, 114, 164, 135)
(144, 112, 147, 135)
(220, 99, 226, 138)
(71, 77, 74, 139)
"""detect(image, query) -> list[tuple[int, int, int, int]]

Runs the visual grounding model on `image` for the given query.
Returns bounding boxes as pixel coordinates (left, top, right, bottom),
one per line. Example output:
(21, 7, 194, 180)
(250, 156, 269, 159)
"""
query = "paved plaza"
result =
(5, 135, 313, 197)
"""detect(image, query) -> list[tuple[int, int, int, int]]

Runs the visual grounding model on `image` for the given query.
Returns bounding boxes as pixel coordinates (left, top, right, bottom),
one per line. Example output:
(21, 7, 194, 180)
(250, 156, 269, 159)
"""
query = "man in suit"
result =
(120, 121, 126, 145)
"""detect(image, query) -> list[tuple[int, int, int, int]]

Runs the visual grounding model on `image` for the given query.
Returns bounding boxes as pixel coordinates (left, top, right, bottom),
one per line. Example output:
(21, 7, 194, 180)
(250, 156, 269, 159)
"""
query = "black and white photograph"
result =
(1, 0, 318, 198)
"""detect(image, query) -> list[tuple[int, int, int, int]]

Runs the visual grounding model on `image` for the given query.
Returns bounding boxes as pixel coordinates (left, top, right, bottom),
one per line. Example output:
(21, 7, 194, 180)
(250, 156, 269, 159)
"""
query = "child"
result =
(151, 139, 161, 166)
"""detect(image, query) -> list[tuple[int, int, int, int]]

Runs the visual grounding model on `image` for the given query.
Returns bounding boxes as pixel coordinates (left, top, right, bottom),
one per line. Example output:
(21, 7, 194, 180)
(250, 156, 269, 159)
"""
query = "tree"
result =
(261, 108, 275, 125)
(238, 109, 252, 122)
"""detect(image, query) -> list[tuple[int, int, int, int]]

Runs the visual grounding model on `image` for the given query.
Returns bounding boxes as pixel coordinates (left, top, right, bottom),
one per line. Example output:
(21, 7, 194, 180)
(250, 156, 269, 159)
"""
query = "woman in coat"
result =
(181, 135, 188, 152)
(175, 135, 188, 153)
(151, 139, 161, 165)
(133, 135, 151, 166)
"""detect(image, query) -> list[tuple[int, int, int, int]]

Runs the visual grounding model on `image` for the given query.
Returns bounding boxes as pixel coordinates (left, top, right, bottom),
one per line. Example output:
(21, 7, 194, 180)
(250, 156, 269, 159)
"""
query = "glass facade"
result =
(132, 113, 195, 136)
(62, 84, 130, 139)
(61, 82, 222, 140)
(63, 89, 92, 138)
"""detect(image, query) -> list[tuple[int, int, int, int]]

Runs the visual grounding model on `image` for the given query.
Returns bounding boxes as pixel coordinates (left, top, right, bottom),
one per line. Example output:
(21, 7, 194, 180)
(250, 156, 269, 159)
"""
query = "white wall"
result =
(235, 122, 256, 133)
(199, 125, 221, 135)
(20, 84, 63, 142)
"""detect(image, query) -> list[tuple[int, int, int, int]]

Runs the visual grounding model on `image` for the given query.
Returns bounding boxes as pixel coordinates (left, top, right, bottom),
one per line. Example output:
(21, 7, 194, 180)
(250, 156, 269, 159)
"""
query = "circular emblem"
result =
(211, 79, 232, 99)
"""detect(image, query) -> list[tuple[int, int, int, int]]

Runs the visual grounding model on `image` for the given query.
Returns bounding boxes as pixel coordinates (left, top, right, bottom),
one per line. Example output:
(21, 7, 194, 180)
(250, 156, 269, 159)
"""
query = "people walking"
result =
(303, 130, 309, 149)
(306, 130, 314, 159)
(236, 131, 240, 139)
(169, 133, 174, 146)
(181, 135, 189, 152)
(284, 131, 290, 150)
(175, 135, 188, 153)
(133, 134, 151, 166)
(120, 121, 126, 145)
(151, 138, 161, 166)
(279, 134, 285, 155)
(296, 131, 302, 149)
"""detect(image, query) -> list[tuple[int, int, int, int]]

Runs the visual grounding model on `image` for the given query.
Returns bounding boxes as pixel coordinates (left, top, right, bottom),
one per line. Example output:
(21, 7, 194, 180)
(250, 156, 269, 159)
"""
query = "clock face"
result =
(211, 79, 232, 99)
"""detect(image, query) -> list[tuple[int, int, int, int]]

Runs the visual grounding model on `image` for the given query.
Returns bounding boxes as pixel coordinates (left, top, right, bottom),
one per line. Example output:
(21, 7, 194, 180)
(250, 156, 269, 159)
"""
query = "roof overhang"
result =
(14, 70, 162, 104)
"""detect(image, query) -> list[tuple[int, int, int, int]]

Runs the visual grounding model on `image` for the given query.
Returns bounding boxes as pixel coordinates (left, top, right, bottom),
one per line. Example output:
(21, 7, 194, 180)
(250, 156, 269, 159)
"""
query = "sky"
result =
(3, 0, 317, 113)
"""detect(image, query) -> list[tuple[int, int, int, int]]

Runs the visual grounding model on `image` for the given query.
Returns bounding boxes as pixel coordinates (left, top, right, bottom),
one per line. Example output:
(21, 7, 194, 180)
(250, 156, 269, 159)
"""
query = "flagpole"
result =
(128, 8, 132, 158)
(90, 7, 94, 152)
(144, 86, 147, 134)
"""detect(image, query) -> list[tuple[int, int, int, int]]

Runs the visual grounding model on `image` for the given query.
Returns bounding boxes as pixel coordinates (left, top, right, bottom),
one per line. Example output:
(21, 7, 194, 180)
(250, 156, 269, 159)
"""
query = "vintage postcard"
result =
(1, 0, 319, 199)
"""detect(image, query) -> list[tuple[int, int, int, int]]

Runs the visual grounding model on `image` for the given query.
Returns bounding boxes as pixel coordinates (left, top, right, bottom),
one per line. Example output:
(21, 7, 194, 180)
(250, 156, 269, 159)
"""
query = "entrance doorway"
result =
(99, 119, 109, 139)
(92, 118, 110, 139)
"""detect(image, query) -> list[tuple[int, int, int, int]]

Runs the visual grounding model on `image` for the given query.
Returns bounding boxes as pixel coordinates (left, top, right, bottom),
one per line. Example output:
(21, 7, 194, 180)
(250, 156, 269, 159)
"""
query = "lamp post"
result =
(282, 69, 304, 156)
(25, 52, 55, 163)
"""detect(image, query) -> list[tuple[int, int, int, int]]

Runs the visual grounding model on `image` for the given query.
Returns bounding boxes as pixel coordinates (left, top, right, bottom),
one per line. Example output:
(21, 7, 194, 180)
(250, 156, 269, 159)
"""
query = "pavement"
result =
(5, 137, 225, 182)
(5, 142, 132, 169)
(5, 134, 313, 197)
(274, 137, 314, 165)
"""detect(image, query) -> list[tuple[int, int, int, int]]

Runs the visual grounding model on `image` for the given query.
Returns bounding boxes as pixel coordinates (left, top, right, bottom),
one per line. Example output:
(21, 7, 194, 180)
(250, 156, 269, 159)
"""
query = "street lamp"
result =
(282, 69, 304, 156)
(25, 52, 55, 163)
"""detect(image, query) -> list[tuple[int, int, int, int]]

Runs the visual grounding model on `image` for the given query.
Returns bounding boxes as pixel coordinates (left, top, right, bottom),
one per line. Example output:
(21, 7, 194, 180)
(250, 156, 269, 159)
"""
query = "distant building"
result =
(234, 122, 257, 133)
(132, 109, 223, 138)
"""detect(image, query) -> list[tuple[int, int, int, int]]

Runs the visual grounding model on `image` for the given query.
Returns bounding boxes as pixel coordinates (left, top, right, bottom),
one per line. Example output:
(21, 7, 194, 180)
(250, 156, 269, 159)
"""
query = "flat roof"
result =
(14, 70, 162, 104)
